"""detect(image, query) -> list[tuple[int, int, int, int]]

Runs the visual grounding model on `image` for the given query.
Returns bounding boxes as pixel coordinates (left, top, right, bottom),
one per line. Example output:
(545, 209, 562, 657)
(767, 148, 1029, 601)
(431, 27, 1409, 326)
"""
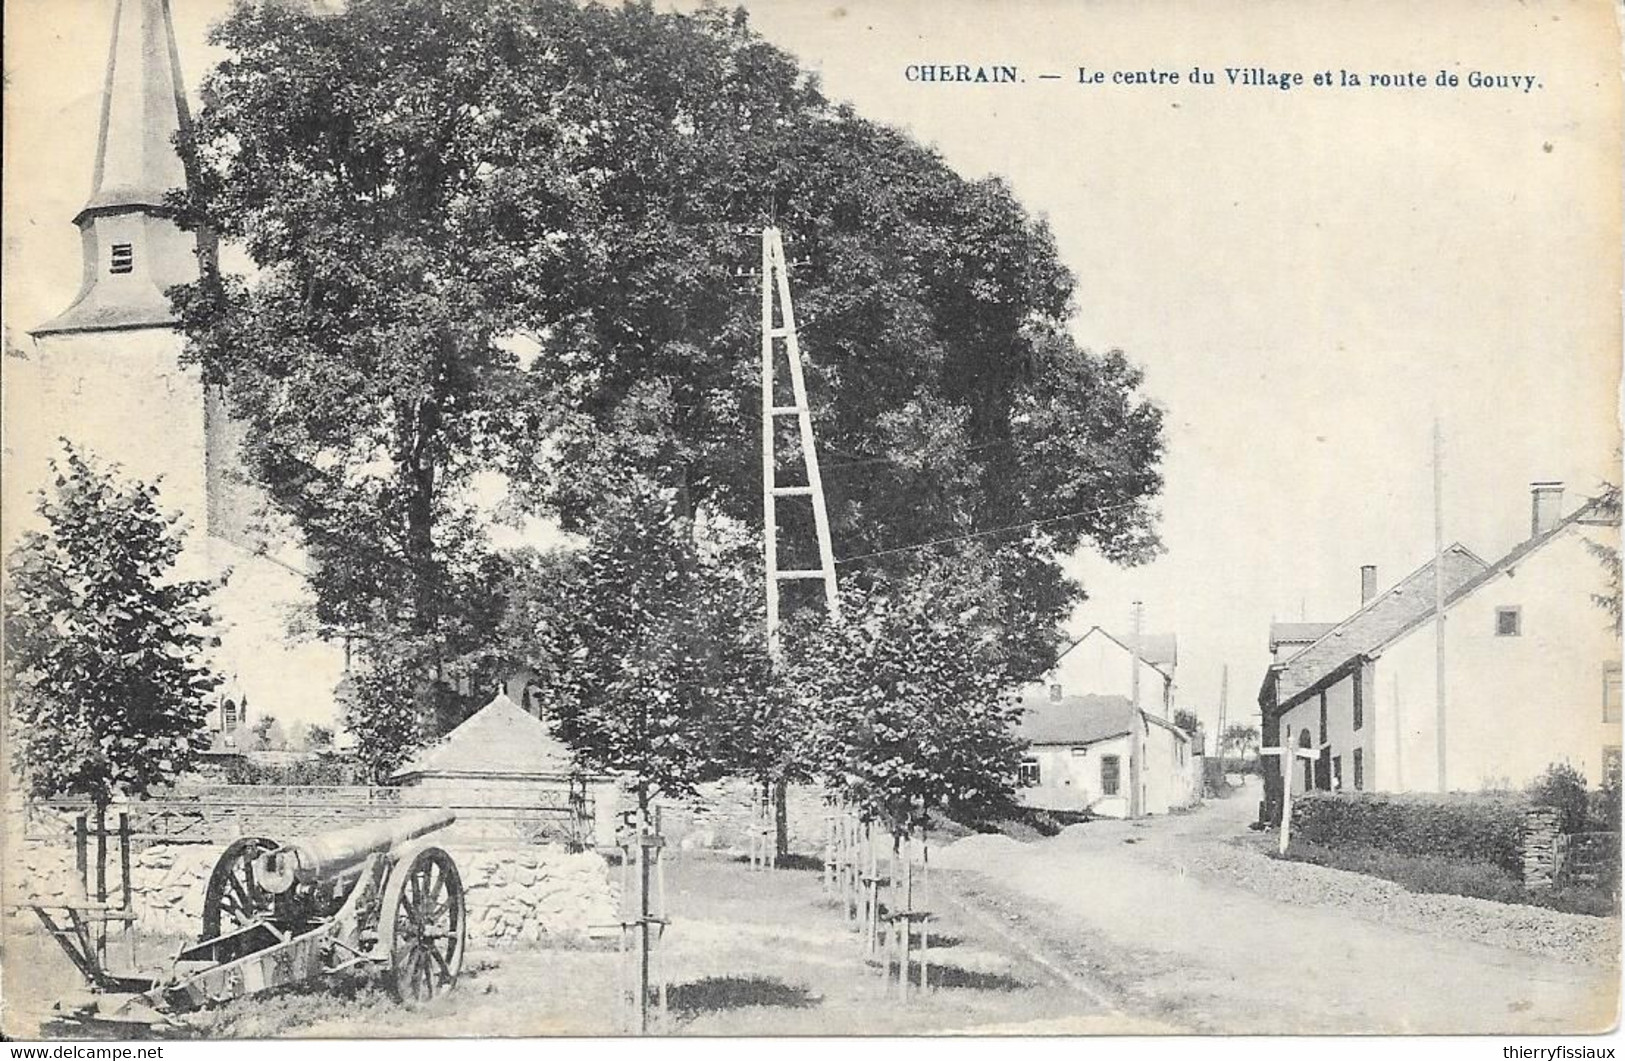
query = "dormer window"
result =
(110, 243, 134, 274)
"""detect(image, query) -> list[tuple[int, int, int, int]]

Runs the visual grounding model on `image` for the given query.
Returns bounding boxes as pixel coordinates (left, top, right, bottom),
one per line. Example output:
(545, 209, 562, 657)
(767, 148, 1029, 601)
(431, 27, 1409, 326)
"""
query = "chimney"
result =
(1360, 565, 1377, 605)
(1530, 481, 1565, 537)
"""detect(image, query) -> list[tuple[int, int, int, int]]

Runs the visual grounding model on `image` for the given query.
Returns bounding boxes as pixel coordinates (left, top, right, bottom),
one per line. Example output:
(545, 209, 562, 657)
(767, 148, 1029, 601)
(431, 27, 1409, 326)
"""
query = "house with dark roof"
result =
(1014, 693, 1199, 816)
(1023, 626, 1178, 719)
(1257, 482, 1620, 820)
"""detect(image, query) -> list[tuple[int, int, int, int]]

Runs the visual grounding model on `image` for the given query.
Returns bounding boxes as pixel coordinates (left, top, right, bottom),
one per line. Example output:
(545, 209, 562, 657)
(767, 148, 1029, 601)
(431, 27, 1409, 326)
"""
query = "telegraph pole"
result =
(1433, 419, 1448, 792)
(1129, 601, 1144, 818)
(1216, 663, 1229, 766)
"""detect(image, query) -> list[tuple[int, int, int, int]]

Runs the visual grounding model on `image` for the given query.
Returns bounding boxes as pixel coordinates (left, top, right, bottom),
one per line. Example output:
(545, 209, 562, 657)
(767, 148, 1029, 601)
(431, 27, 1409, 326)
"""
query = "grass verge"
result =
(1279, 840, 1618, 917)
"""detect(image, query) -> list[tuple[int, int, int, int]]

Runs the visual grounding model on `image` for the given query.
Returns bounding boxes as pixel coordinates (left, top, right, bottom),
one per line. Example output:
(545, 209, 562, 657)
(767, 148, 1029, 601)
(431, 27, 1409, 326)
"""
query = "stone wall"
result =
(7, 839, 616, 947)
(1521, 806, 1563, 889)
(658, 780, 831, 855)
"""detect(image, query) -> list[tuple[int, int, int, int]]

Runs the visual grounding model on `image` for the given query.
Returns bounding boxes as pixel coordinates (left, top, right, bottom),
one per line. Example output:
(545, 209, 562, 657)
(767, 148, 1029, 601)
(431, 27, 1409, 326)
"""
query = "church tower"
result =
(28, 0, 215, 532)
(19, 0, 346, 734)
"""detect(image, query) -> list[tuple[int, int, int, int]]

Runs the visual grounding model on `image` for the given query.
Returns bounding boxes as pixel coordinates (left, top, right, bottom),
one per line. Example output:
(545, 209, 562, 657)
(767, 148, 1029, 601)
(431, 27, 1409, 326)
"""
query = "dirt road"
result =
(936, 783, 1619, 1034)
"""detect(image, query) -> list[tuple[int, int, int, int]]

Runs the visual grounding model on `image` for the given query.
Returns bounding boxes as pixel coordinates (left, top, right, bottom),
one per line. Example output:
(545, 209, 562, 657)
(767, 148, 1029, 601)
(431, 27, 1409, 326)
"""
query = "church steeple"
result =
(34, 0, 208, 336)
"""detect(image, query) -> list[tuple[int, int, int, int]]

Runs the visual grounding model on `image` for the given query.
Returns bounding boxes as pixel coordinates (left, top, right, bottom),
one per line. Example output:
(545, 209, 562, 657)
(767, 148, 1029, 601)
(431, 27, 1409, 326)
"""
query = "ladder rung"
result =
(770, 405, 807, 416)
(772, 486, 814, 497)
(776, 570, 830, 580)
(768, 327, 792, 339)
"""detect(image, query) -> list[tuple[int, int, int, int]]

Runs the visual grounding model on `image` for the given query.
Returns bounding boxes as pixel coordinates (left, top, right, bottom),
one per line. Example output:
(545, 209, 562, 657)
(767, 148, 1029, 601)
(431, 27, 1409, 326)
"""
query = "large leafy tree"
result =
(3, 446, 221, 807)
(172, 0, 553, 746)
(174, 0, 1166, 767)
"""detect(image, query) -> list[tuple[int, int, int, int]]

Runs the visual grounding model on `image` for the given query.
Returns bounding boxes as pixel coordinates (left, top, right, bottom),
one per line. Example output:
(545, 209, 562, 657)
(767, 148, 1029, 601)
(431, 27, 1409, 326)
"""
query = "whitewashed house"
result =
(1014, 694, 1198, 817)
(1023, 626, 1178, 718)
(1258, 483, 1620, 815)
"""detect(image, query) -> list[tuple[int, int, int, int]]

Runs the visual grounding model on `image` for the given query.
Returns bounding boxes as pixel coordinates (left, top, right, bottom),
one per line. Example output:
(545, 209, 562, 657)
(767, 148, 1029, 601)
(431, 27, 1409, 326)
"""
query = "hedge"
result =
(1290, 791, 1529, 874)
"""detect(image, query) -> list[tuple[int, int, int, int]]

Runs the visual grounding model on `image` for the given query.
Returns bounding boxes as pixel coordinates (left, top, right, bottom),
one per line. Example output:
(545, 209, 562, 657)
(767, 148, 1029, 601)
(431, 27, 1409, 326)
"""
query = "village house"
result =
(1013, 626, 1197, 816)
(1023, 625, 1178, 718)
(1014, 693, 1199, 817)
(1257, 482, 1620, 820)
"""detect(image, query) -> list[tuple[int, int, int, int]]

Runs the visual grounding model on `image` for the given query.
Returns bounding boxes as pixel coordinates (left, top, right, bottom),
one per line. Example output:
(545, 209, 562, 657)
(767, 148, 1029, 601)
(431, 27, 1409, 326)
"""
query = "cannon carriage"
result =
(37, 809, 467, 1028)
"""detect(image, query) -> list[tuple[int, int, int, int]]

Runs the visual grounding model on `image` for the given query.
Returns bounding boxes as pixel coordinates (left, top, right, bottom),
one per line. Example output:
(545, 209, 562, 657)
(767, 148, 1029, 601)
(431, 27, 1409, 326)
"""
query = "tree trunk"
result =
(774, 778, 789, 860)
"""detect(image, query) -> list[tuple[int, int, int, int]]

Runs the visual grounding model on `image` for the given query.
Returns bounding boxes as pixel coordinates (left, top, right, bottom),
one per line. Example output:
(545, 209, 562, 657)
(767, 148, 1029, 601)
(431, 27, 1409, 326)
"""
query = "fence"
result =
(26, 782, 597, 849)
(1559, 830, 1622, 892)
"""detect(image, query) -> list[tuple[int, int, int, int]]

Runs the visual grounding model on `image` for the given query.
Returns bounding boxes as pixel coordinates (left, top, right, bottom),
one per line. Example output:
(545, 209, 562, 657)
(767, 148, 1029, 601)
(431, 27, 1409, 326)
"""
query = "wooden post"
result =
(1129, 601, 1145, 818)
(638, 802, 652, 1034)
(1259, 722, 1318, 856)
(94, 803, 107, 967)
(1432, 418, 1448, 792)
(119, 811, 133, 966)
(74, 814, 88, 899)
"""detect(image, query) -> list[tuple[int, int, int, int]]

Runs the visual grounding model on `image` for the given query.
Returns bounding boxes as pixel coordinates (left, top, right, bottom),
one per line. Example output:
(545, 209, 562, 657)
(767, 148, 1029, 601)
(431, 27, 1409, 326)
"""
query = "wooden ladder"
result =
(760, 226, 840, 657)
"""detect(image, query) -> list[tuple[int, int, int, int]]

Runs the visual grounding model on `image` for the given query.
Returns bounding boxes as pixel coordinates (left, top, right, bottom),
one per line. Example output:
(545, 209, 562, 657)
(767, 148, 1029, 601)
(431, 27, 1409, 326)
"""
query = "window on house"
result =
(1353, 671, 1364, 731)
(1100, 755, 1121, 796)
(1049, 683, 1063, 702)
(110, 243, 134, 274)
(1605, 666, 1621, 724)
(1353, 747, 1365, 791)
(1604, 747, 1622, 788)
(1319, 693, 1328, 744)
(1019, 759, 1040, 787)
(1495, 606, 1521, 637)
(1332, 755, 1343, 791)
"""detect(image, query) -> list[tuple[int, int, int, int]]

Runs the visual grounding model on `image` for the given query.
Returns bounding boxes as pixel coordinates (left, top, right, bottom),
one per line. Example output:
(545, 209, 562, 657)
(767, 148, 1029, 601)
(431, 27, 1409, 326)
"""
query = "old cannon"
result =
(52, 808, 467, 1028)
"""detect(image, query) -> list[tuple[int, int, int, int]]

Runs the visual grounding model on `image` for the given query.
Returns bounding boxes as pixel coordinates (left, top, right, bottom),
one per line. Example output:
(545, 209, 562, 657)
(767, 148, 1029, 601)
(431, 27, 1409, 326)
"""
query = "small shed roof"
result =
(391, 692, 576, 782)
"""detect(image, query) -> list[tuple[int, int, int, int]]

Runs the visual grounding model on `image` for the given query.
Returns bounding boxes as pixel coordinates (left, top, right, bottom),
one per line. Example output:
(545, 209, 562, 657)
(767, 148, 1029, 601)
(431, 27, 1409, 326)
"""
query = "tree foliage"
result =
(173, 0, 1167, 768)
(503, 474, 773, 803)
(1221, 723, 1260, 758)
(1528, 762, 1591, 834)
(3, 446, 220, 803)
(787, 582, 1026, 834)
(1586, 479, 1621, 634)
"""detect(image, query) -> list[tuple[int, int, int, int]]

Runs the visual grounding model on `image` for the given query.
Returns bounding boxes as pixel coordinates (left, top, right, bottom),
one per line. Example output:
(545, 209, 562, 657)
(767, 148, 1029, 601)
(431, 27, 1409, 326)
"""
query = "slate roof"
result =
(1274, 543, 1490, 705)
(1369, 497, 1611, 657)
(391, 692, 576, 781)
(1268, 622, 1336, 651)
(1016, 693, 1190, 746)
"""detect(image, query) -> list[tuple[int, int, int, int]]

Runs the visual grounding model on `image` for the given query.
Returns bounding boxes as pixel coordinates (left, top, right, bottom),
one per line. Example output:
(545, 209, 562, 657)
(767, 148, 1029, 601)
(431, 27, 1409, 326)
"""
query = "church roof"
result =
(81, 0, 194, 220)
(34, 0, 203, 337)
(391, 693, 577, 782)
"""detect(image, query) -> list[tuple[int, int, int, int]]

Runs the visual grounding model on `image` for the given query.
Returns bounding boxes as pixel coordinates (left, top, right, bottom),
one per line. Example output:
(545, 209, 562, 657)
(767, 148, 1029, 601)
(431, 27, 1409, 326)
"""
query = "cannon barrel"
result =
(255, 809, 456, 893)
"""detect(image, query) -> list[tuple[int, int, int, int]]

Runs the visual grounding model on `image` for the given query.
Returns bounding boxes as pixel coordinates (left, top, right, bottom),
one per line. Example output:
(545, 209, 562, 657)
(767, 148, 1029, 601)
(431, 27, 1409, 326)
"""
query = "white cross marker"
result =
(1259, 721, 1320, 855)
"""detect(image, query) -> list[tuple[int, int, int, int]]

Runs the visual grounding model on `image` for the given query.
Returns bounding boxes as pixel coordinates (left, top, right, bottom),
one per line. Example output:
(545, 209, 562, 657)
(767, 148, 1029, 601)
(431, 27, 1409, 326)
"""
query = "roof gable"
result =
(1056, 626, 1176, 681)
(1370, 497, 1614, 656)
(1276, 544, 1489, 704)
(391, 692, 576, 781)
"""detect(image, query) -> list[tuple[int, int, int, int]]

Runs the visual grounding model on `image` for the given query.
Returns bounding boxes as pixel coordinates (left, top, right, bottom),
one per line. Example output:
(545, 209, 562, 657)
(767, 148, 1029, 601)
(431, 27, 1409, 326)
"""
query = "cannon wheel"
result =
(202, 836, 278, 940)
(378, 845, 465, 1004)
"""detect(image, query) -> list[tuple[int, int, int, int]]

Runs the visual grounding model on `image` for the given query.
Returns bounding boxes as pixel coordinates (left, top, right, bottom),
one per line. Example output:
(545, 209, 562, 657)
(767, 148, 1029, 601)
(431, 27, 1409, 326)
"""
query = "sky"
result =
(4, 0, 1620, 739)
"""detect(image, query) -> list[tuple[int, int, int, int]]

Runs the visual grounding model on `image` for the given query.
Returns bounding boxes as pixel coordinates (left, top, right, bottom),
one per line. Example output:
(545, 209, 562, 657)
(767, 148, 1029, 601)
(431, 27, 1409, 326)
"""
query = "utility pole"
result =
(761, 226, 840, 659)
(1129, 600, 1144, 818)
(759, 225, 839, 861)
(1433, 419, 1447, 792)
(1216, 663, 1229, 765)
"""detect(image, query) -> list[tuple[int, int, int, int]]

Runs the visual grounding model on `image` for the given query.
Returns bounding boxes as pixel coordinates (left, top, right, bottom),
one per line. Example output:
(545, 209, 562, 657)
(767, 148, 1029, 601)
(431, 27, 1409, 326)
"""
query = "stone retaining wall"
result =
(7, 839, 616, 947)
